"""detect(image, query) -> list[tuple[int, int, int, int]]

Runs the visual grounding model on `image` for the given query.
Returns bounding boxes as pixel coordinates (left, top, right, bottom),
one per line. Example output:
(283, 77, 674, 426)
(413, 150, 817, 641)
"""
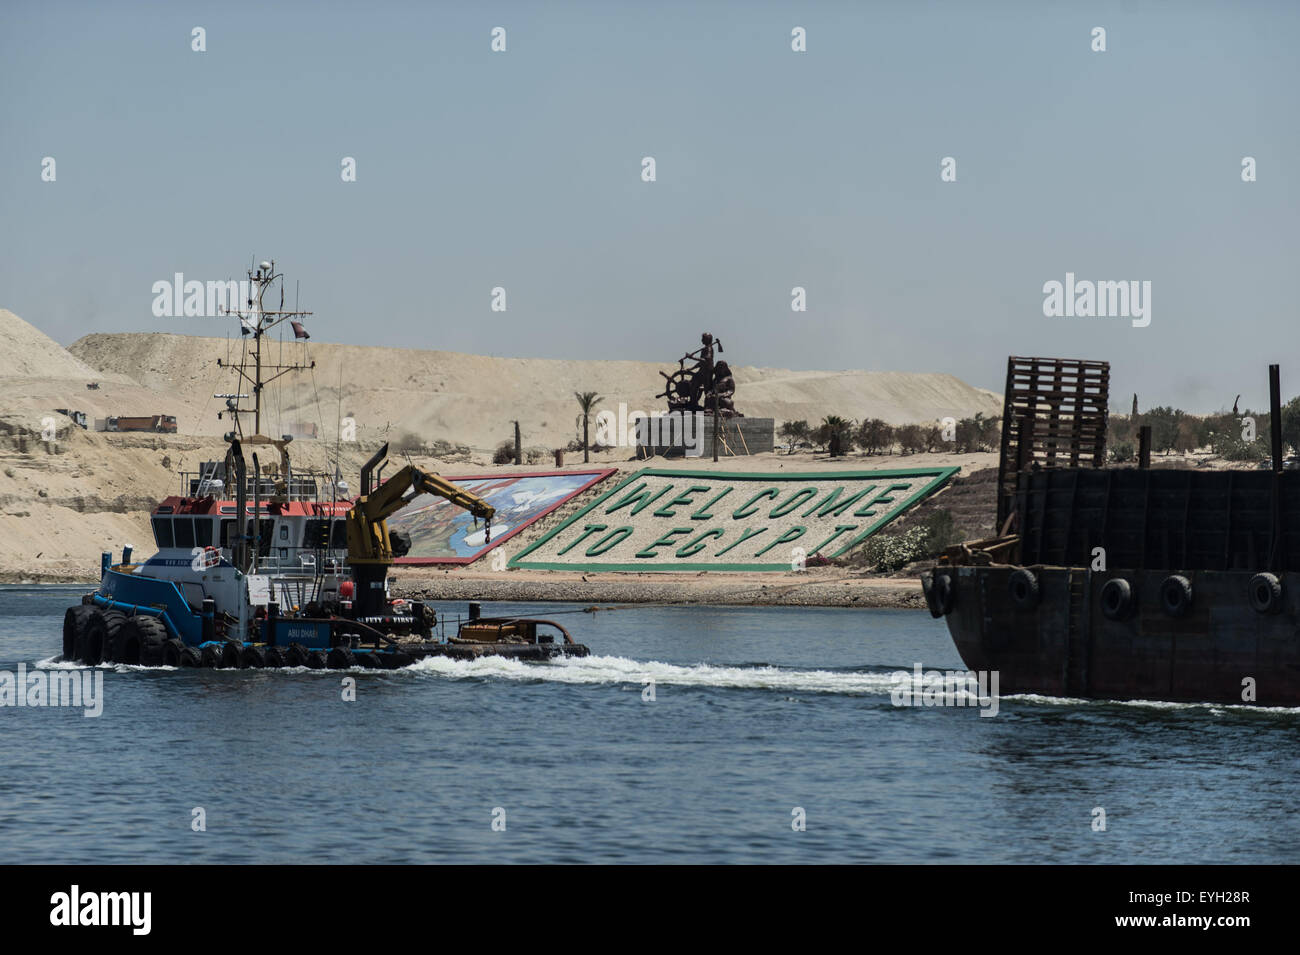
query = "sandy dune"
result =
(67, 330, 1002, 452)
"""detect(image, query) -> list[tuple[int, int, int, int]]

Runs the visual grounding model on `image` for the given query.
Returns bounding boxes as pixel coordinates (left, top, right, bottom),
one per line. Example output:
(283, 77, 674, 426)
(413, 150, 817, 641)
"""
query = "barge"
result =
(924, 356, 1299, 707)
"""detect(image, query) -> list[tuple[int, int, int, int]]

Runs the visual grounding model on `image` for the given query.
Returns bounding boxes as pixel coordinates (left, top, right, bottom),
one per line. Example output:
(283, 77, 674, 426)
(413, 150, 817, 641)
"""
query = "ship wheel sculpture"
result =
(656, 332, 743, 417)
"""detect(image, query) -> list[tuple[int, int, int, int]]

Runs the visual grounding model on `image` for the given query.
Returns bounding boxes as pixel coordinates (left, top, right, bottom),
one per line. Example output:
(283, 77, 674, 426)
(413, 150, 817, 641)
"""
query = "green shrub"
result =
(861, 526, 931, 572)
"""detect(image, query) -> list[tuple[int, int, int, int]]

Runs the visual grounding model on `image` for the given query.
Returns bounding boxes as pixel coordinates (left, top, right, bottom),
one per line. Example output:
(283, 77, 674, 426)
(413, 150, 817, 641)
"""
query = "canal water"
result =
(1, 584, 1296, 863)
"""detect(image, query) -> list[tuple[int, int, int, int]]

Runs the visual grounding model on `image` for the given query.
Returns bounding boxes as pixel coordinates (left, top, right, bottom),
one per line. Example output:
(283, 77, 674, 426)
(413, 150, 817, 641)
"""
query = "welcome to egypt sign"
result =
(509, 466, 958, 571)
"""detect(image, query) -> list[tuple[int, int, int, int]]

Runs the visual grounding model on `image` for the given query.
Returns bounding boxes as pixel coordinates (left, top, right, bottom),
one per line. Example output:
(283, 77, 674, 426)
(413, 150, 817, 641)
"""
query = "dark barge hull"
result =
(932, 565, 1300, 706)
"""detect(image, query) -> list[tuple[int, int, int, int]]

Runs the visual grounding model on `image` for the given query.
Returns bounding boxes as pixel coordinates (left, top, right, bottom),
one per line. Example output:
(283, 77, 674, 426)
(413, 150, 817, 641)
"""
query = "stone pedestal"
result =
(637, 415, 774, 458)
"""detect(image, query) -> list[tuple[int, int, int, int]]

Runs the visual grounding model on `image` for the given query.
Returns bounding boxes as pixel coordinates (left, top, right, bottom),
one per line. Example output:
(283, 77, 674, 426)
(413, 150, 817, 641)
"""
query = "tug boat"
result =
(61, 260, 589, 669)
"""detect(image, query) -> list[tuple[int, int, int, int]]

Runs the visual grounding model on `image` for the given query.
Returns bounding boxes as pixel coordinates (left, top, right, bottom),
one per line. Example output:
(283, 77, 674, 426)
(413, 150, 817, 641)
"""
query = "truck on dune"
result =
(103, 414, 177, 433)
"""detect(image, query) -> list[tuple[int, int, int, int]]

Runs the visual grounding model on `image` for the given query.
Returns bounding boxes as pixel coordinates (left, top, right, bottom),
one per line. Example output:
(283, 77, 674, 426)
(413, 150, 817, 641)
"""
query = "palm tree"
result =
(819, 415, 852, 457)
(575, 391, 602, 463)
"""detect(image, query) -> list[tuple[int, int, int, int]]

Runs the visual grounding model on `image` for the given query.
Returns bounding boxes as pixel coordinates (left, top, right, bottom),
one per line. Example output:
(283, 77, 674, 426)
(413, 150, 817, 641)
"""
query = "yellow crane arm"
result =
(346, 463, 495, 565)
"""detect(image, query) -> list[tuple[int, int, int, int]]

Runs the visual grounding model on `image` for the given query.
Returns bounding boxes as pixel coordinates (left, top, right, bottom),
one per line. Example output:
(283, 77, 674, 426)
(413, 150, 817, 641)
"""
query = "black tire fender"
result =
(384, 649, 415, 669)
(79, 612, 109, 665)
(924, 571, 957, 618)
(1099, 577, 1135, 621)
(327, 647, 357, 669)
(240, 645, 268, 668)
(1159, 574, 1194, 617)
(218, 641, 242, 668)
(1248, 573, 1283, 615)
(162, 638, 186, 667)
(101, 610, 130, 663)
(132, 617, 168, 667)
(1008, 568, 1040, 609)
(62, 605, 95, 661)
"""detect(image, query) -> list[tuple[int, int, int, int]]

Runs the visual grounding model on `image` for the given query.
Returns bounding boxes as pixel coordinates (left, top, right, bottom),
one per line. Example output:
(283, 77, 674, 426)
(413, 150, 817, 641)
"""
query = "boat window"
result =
(181, 581, 206, 612)
(304, 519, 348, 550)
(195, 519, 214, 547)
(152, 516, 174, 549)
(173, 517, 195, 549)
(279, 524, 289, 541)
(220, 519, 237, 548)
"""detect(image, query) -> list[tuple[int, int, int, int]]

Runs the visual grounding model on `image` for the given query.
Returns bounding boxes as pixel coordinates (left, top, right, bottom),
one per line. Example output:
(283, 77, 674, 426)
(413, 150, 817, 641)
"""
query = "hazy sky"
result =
(2, 0, 1296, 412)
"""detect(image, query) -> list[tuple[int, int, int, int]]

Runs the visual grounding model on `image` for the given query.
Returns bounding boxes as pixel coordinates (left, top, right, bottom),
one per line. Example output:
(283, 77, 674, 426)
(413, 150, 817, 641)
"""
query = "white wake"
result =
(405, 653, 896, 694)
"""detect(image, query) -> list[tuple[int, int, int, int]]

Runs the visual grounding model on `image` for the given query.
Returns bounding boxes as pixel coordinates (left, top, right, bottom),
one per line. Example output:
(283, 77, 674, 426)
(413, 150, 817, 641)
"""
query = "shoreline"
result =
(3, 568, 926, 609)
(390, 568, 925, 609)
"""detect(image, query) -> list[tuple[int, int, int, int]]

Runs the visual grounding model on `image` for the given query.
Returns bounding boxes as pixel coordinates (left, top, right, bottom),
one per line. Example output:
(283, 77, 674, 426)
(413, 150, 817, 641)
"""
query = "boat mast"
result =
(212, 260, 317, 594)
(217, 259, 316, 441)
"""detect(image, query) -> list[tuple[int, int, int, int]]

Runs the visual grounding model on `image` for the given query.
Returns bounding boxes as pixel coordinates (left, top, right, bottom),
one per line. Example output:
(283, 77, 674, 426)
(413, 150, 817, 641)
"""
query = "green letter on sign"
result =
(675, 527, 726, 558)
(733, 488, 780, 519)
(558, 524, 607, 555)
(653, 485, 712, 518)
(636, 528, 695, 558)
(586, 527, 634, 556)
(755, 526, 807, 557)
(770, 487, 818, 518)
(606, 483, 672, 516)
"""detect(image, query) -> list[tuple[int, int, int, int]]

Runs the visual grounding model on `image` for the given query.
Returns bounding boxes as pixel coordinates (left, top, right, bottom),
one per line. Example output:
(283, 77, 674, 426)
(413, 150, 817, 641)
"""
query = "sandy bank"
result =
(391, 566, 924, 609)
